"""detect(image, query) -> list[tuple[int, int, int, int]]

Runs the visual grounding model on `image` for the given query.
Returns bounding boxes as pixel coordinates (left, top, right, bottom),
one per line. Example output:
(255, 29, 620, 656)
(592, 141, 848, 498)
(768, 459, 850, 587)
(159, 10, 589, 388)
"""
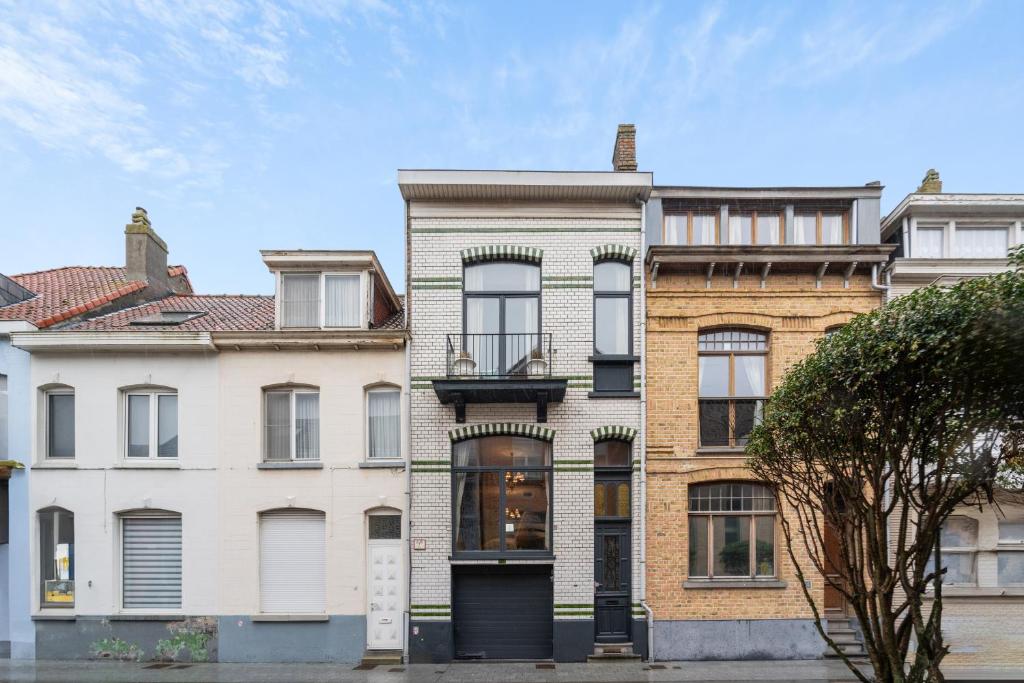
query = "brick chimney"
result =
(125, 207, 171, 292)
(612, 124, 637, 172)
(917, 168, 942, 194)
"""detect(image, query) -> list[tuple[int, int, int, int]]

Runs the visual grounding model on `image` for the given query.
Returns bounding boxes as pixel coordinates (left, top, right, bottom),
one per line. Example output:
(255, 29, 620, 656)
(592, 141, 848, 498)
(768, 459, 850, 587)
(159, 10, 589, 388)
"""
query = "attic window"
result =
(130, 310, 206, 326)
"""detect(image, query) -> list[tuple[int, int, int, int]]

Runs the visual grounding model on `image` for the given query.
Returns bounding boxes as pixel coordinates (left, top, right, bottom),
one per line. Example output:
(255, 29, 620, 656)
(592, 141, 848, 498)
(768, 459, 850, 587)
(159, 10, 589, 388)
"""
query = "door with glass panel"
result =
(463, 262, 540, 376)
(593, 440, 632, 643)
(367, 514, 403, 650)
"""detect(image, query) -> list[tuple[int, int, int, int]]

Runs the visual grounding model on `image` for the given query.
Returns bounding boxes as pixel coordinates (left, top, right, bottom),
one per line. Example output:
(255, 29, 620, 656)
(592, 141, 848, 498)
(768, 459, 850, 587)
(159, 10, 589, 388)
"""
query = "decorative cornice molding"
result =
(591, 244, 638, 263)
(449, 423, 555, 443)
(460, 245, 543, 264)
(590, 425, 638, 442)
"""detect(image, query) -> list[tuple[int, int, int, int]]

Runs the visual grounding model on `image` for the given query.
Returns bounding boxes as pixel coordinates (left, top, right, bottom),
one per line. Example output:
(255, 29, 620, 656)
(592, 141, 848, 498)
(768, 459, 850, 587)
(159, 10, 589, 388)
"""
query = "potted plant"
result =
(526, 348, 548, 377)
(452, 350, 477, 376)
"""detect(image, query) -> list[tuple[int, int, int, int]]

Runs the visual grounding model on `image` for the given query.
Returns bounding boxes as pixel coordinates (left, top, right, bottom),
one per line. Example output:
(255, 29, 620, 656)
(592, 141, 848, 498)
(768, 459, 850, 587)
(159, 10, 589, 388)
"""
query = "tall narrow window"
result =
(39, 508, 74, 606)
(453, 435, 552, 555)
(997, 520, 1024, 587)
(463, 261, 540, 376)
(688, 483, 775, 579)
(125, 391, 178, 459)
(367, 387, 401, 459)
(593, 260, 634, 394)
(264, 389, 320, 461)
(281, 274, 320, 328)
(930, 516, 978, 585)
(260, 510, 326, 613)
(121, 513, 181, 609)
(46, 389, 75, 459)
(698, 330, 767, 448)
(325, 274, 360, 327)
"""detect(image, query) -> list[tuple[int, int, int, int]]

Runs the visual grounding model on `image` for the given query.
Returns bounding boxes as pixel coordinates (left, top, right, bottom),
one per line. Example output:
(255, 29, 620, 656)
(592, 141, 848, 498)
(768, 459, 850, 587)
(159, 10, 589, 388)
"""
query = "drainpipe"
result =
(403, 198, 412, 664)
(870, 263, 891, 301)
(637, 195, 654, 662)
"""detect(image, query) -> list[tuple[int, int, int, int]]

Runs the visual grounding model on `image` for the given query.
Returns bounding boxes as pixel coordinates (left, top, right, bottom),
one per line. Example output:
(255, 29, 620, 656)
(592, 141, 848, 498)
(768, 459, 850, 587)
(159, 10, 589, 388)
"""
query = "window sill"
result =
(695, 447, 748, 456)
(684, 579, 787, 590)
(251, 614, 330, 622)
(588, 391, 640, 399)
(257, 461, 323, 470)
(358, 460, 406, 470)
(109, 614, 184, 621)
(450, 554, 555, 564)
(33, 462, 77, 469)
(923, 587, 1024, 599)
(32, 611, 76, 621)
(114, 461, 180, 469)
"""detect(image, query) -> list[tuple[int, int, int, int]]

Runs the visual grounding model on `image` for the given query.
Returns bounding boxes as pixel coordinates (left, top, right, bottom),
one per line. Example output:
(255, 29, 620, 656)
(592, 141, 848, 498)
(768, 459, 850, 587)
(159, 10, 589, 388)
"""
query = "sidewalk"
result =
(0, 659, 1018, 683)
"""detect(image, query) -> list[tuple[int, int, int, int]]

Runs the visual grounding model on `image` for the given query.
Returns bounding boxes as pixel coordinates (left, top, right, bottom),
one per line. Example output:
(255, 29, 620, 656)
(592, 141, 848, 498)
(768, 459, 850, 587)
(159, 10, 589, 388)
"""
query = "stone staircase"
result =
(824, 612, 867, 660)
(587, 642, 642, 662)
(359, 649, 403, 667)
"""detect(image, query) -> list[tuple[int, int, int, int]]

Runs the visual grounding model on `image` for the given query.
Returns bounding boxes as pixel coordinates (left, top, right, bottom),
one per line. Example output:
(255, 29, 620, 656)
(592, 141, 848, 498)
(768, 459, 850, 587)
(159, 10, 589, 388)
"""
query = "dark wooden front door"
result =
(823, 520, 846, 613)
(594, 473, 631, 643)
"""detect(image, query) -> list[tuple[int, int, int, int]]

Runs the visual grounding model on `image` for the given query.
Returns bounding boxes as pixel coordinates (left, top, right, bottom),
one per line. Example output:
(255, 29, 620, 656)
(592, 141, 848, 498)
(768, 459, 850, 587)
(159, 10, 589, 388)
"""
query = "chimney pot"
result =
(917, 169, 942, 194)
(612, 123, 637, 172)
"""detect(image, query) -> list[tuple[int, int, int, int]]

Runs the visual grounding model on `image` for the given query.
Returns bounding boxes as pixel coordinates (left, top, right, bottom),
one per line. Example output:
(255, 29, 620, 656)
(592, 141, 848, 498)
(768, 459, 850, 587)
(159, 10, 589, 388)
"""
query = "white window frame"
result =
(43, 388, 75, 460)
(263, 389, 320, 462)
(277, 271, 367, 330)
(118, 512, 183, 614)
(911, 218, 1019, 259)
(997, 519, 1024, 587)
(365, 386, 402, 461)
(936, 515, 979, 586)
(123, 391, 178, 460)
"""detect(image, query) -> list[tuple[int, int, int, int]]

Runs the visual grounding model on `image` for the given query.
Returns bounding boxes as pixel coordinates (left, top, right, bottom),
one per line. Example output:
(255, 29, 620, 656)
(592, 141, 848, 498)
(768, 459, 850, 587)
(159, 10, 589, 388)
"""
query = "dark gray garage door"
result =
(453, 566, 553, 660)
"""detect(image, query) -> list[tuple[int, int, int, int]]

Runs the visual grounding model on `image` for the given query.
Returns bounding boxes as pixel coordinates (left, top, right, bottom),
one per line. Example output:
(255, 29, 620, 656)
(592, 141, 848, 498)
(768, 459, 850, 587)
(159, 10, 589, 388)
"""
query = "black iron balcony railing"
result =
(446, 333, 553, 378)
(698, 398, 765, 448)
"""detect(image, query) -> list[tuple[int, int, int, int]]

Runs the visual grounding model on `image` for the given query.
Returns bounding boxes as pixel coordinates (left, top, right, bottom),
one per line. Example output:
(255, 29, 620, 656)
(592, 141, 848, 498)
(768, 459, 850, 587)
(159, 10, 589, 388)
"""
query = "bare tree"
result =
(747, 250, 1024, 683)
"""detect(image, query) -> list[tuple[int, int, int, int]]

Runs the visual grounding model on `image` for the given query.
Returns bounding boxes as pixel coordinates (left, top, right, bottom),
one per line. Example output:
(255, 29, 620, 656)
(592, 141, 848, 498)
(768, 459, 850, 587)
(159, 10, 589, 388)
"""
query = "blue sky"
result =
(1, 0, 1021, 294)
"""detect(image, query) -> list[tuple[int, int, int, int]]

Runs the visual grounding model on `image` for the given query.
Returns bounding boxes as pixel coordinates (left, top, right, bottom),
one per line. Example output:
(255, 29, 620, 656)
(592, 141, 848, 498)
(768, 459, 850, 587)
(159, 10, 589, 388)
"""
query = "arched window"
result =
(698, 329, 768, 448)
(463, 261, 541, 376)
(39, 507, 74, 606)
(452, 435, 551, 555)
(123, 387, 178, 459)
(366, 386, 401, 460)
(824, 325, 844, 340)
(263, 386, 319, 462)
(688, 483, 775, 579)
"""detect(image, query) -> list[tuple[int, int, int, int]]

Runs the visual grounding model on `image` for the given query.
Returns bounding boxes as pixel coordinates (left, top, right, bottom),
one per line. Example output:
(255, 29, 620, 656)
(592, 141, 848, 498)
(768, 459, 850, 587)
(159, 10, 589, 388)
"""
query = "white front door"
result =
(367, 539, 403, 650)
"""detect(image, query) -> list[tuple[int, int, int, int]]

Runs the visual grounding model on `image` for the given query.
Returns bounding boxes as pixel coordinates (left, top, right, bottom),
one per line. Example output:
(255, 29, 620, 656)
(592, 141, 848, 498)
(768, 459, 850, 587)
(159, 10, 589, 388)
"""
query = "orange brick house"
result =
(642, 185, 893, 660)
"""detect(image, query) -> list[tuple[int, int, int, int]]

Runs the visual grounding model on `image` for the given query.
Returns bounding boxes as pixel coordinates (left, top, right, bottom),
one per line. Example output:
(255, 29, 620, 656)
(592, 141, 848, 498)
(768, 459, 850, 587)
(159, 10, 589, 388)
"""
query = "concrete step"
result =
(360, 650, 403, 666)
(589, 643, 642, 662)
(825, 642, 867, 656)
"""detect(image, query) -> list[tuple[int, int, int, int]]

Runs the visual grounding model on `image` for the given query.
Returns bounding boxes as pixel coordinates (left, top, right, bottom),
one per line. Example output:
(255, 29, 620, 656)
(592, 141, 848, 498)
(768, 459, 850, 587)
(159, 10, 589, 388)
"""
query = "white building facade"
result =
(403, 152, 653, 661)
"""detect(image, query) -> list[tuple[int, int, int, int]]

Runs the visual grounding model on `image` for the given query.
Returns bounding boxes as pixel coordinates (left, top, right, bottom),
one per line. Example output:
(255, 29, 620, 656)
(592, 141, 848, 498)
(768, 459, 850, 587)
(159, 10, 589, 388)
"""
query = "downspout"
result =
(403, 198, 412, 664)
(637, 195, 654, 661)
(870, 263, 891, 300)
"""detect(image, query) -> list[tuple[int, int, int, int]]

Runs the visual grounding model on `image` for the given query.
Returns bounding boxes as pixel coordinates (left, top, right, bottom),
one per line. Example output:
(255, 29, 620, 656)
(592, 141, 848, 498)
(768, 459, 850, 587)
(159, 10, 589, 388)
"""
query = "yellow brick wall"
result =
(645, 269, 883, 621)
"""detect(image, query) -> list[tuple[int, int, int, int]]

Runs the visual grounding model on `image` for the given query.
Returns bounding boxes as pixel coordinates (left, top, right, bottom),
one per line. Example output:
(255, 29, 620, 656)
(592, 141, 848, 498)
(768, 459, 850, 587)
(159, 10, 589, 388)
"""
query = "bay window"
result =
(453, 435, 551, 555)
(39, 508, 74, 606)
(698, 329, 767, 448)
(264, 388, 320, 461)
(125, 390, 178, 459)
(688, 483, 775, 579)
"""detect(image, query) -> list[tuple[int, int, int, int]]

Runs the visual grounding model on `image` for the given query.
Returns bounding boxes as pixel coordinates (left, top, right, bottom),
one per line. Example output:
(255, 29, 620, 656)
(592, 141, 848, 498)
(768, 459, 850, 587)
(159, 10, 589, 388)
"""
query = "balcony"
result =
(432, 333, 567, 423)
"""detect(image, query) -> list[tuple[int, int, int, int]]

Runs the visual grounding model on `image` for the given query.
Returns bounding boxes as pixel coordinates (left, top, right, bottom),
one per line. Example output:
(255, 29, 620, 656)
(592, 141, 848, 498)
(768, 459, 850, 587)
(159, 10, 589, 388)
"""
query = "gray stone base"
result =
(654, 619, 823, 661)
(218, 616, 364, 663)
(408, 620, 451, 663)
(553, 620, 592, 662)
(35, 616, 218, 662)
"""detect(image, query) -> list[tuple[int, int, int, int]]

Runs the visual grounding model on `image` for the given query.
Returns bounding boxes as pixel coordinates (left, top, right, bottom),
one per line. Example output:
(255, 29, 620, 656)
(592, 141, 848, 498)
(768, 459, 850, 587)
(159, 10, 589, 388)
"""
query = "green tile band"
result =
(591, 244, 639, 262)
(460, 245, 543, 264)
(449, 423, 555, 443)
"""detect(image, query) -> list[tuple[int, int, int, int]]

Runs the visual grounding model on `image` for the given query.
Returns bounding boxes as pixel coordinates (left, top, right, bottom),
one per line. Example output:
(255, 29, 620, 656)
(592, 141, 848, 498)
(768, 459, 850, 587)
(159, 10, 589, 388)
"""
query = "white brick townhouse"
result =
(13, 227, 409, 663)
(403, 127, 653, 662)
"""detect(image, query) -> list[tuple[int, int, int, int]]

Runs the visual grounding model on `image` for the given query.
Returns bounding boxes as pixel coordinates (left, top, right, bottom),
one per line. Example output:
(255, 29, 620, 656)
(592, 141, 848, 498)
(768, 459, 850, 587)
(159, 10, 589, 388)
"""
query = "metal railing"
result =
(446, 333, 553, 378)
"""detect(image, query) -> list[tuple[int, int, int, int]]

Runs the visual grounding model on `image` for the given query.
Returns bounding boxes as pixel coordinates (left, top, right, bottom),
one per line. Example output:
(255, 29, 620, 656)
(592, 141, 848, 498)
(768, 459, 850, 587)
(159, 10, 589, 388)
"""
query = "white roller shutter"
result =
(260, 510, 326, 613)
(122, 515, 182, 609)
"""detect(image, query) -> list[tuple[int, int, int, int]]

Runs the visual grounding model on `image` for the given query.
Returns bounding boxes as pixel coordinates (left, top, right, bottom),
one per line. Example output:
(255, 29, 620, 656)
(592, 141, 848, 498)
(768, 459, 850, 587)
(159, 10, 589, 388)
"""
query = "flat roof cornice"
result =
(881, 193, 1024, 237)
(398, 169, 652, 201)
(653, 186, 883, 200)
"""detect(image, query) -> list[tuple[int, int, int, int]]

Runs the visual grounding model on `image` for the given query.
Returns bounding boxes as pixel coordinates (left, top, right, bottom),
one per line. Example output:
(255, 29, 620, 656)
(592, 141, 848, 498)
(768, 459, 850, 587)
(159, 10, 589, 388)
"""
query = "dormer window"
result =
(280, 272, 362, 329)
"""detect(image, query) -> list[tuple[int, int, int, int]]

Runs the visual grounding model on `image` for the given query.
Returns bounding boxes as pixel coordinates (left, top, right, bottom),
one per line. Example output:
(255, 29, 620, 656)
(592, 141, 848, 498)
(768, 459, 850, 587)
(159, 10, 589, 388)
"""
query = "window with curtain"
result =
(930, 516, 978, 585)
(915, 227, 945, 258)
(46, 389, 75, 459)
(756, 213, 781, 245)
(121, 513, 181, 609)
(281, 274, 320, 328)
(997, 520, 1024, 586)
(264, 389, 319, 461)
(39, 508, 74, 606)
(688, 483, 775, 579)
(453, 435, 551, 555)
(463, 261, 540, 376)
(728, 214, 753, 245)
(821, 213, 843, 245)
(793, 214, 816, 245)
(952, 227, 1008, 258)
(367, 387, 400, 459)
(325, 274, 361, 327)
(698, 329, 767, 448)
(663, 212, 717, 245)
(125, 390, 178, 459)
(792, 211, 847, 245)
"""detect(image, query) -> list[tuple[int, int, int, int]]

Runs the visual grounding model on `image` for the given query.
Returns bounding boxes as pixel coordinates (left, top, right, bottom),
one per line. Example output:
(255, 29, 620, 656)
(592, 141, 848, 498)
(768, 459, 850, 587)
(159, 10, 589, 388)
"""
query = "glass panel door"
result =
(465, 297, 500, 375)
(504, 297, 538, 374)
